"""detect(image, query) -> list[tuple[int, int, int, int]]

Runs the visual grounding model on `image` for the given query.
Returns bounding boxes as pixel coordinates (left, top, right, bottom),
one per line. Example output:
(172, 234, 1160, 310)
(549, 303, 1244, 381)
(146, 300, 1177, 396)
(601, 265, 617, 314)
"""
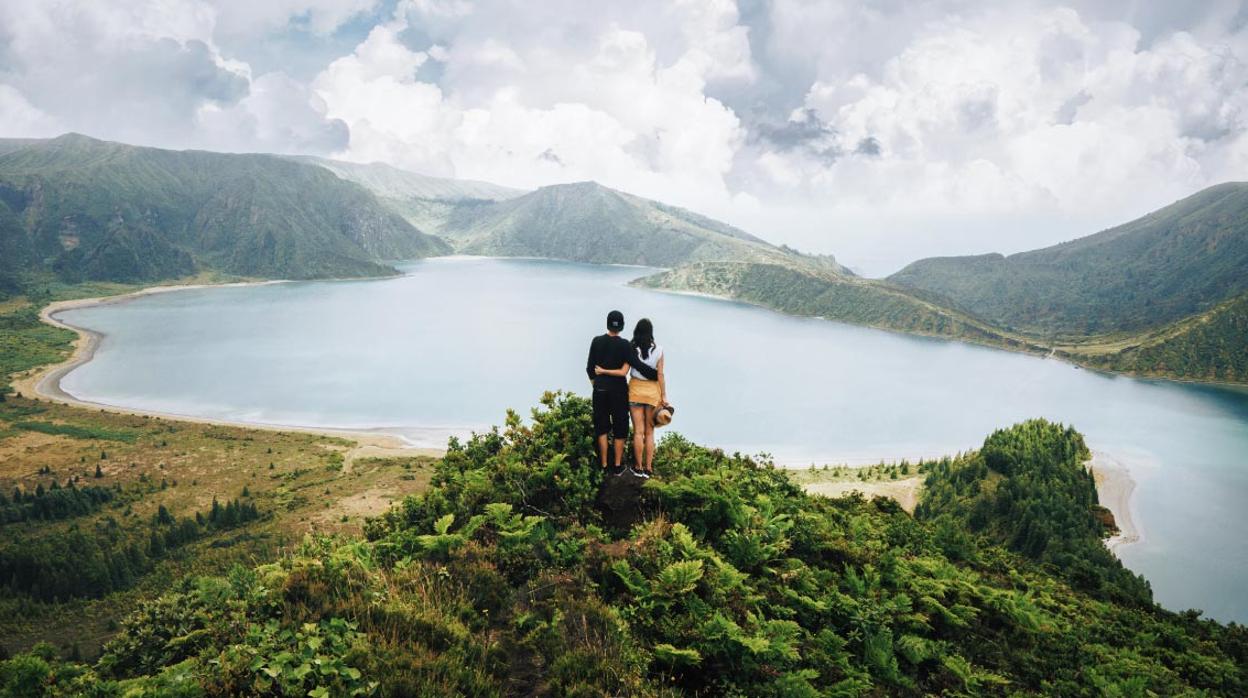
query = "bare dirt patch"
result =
(802, 477, 924, 513)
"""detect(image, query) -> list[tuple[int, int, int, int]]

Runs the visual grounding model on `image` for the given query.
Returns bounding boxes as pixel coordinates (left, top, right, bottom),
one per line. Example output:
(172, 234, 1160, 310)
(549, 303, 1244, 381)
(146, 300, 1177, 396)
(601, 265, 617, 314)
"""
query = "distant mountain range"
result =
(627, 188, 1246, 383)
(305, 161, 842, 271)
(296, 157, 523, 236)
(1, 134, 1244, 384)
(0, 134, 448, 287)
(439, 181, 853, 271)
(888, 183, 1248, 335)
(878, 185, 1248, 383)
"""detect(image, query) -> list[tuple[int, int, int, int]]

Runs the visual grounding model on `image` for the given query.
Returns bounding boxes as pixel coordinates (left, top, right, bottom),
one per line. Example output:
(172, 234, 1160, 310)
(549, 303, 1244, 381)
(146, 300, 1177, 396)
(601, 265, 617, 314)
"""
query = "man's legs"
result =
(592, 390, 612, 469)
(614, 435, 627, 467)
(611, 389, 630, 469)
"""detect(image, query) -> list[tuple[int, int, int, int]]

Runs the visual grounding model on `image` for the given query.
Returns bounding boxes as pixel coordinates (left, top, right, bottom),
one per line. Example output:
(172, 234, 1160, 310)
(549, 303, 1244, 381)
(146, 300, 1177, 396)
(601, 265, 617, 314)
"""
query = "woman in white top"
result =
(627, 318, 665, 477)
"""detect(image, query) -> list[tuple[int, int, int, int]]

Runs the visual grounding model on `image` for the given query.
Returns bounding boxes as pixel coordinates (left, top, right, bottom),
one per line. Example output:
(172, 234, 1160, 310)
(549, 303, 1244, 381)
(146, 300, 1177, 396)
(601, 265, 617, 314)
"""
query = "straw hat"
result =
(653, 404, 675, 427)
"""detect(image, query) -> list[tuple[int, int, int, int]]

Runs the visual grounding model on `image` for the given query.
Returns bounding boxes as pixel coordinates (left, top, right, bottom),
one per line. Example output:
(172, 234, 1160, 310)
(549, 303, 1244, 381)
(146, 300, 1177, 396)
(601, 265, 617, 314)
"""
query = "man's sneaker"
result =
(634, 469, 651, 479)
(610, 464, 627, 477)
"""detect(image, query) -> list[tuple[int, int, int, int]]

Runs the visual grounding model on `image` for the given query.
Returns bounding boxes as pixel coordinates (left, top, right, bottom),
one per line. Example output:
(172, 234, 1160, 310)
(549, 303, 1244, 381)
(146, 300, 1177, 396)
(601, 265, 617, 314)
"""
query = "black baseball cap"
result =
(607, 310, 624, 331)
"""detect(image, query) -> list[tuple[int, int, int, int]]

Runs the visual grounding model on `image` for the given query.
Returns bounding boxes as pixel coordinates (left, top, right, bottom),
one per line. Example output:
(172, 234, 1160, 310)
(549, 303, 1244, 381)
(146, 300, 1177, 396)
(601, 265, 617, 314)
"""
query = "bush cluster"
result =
(1, 392, 1245, 696)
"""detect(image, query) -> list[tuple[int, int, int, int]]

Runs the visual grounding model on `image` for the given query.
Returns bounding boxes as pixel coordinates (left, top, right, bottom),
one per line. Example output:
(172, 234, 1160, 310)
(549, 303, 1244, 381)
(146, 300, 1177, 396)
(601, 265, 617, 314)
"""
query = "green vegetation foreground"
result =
(2, 393, 1244, 696)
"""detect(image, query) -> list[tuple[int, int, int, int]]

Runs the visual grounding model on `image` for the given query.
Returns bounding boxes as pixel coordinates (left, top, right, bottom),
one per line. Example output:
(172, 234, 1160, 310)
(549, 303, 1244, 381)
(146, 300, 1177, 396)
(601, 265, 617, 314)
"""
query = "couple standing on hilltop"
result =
(587, 310, 672, 479)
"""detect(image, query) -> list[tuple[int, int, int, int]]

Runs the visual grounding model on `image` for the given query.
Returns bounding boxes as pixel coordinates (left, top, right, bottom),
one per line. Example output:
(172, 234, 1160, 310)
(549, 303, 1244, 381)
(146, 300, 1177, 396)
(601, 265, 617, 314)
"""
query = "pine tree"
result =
(148, 531, 165, 558)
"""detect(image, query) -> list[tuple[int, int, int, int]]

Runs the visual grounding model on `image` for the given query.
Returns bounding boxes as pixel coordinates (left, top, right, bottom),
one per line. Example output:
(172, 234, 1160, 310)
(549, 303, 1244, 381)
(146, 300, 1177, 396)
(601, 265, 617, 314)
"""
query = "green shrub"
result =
(25, 394, 1248, 696)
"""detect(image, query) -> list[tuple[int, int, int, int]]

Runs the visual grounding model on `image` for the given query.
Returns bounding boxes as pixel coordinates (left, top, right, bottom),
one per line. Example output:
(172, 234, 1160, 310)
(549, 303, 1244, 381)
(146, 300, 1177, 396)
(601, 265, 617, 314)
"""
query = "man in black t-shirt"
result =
(587, 309, 656, 475)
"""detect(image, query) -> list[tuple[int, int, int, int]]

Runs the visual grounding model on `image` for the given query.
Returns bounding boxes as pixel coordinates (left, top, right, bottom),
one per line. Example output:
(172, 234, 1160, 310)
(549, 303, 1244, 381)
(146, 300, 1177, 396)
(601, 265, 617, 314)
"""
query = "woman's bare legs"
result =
(630, 405, 648, 471)
(644, 406, 657, 473)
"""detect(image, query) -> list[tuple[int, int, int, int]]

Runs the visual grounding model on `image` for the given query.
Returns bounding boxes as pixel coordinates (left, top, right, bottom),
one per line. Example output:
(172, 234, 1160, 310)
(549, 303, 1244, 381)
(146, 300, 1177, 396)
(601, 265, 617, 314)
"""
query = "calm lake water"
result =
(59, 257, 1248, 623)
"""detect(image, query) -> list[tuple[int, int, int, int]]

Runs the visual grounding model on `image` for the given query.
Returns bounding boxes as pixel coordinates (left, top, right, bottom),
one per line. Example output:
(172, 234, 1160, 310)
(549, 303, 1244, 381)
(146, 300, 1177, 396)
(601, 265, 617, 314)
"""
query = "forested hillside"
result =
(915, 420, 1149, 605)
(2, 393, 1243, 695)
(639, 261, 1044, 353)
(888, 183, 1248, 335)
(1064, 291, 1248, 383)
(0, 135, 449, 291)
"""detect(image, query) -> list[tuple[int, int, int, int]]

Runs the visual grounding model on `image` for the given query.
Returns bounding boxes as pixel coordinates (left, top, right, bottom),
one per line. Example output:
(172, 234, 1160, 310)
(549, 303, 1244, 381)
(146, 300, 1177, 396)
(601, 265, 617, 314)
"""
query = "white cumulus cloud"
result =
(312, 4, 751, 210)
(2, 0, 1248, 274)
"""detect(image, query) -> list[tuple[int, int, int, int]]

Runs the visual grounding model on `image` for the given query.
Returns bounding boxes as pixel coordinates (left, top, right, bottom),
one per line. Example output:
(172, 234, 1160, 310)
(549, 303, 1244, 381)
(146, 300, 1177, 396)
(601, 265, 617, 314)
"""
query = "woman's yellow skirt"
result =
(629, 378, 662, 407)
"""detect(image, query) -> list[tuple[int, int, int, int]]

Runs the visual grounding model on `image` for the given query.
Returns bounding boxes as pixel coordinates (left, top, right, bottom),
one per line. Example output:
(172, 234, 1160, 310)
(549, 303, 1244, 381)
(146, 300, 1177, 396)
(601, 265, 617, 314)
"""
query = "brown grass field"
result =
(0, 395, 437, 656)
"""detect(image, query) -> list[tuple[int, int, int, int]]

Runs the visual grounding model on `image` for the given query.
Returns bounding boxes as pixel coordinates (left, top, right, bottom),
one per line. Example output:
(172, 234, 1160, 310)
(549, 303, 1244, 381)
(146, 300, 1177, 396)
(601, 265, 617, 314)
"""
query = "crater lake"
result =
(54, 257, 1248, 623)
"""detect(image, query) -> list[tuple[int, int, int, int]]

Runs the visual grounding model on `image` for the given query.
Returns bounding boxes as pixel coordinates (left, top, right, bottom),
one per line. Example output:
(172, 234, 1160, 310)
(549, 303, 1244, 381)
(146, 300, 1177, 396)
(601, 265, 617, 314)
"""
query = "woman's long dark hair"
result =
(632, 318, 655, 360)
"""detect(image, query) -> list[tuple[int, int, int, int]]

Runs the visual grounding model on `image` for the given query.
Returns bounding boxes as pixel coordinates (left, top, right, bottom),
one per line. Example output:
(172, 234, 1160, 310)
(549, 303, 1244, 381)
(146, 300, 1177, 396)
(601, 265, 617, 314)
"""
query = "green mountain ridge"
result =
(888, 183, 1248, 335)
(0, 134, 450, 286)
(440, 180, 851, 272)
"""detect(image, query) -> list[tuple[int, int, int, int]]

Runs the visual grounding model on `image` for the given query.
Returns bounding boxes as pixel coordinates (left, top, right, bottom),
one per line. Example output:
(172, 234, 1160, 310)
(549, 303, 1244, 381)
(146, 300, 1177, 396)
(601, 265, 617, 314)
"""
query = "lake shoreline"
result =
(13, 269, 1141, 559)
(10, 281, 445, 459)
(1090, 451, 1142, 554)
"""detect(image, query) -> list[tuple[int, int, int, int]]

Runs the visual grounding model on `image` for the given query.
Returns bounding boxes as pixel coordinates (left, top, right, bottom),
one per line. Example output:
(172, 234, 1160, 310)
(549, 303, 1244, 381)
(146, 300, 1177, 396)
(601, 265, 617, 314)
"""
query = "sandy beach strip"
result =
(1089, 451, 1141, 553)
(9, 283, 446, 460)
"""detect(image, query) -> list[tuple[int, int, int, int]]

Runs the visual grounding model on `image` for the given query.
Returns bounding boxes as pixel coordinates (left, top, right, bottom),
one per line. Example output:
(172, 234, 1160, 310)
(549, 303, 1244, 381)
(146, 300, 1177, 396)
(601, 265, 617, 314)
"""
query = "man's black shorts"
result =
(592, 388, 630, 438)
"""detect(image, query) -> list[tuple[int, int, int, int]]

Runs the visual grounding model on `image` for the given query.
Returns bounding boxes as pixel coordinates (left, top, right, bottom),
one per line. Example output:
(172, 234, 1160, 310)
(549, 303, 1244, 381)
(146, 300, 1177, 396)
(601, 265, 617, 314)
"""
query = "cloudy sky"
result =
(3, 0, 1247, 274)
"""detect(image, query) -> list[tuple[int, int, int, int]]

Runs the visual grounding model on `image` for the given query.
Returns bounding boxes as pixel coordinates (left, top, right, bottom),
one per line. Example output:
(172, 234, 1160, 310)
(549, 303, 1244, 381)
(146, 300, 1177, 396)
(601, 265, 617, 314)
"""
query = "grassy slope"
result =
(0, 395, 435, 656)
(0, 134, 450, 287)
(3, 394, 1243, 695)
(888, 183, 1248, 336)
